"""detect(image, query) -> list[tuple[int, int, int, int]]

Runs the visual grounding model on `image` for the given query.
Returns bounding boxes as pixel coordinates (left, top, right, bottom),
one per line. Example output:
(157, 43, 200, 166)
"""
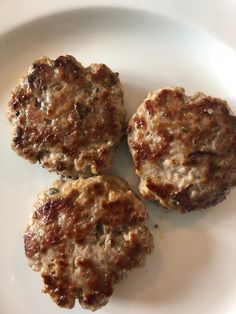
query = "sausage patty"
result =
(127, 87, 236, 212)
(24, 175, 153, 311)
(8, 55, 126, 177)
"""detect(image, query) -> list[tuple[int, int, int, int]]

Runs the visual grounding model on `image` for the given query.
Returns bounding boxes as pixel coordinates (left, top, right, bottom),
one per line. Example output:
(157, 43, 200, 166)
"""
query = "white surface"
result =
(0, 1, 236, 314)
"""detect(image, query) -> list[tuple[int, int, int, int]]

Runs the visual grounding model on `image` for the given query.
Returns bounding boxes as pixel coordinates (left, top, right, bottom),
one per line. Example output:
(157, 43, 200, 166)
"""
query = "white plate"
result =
(1, 4, 236, 314)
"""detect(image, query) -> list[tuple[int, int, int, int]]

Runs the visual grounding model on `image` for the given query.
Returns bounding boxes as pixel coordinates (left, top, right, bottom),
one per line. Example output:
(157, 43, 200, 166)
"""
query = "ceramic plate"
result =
(0, 5, 236, 314)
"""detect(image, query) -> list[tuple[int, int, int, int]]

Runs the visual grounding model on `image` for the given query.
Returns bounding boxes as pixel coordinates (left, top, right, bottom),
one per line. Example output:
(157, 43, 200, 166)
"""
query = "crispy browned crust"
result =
(8, 55, 126, 177)
(24, 176, 153, 310)
(127, 87, 236, 212)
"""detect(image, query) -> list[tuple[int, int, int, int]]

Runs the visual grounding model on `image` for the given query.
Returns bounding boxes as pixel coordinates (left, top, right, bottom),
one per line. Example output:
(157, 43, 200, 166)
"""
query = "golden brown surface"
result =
(128, 87, 236, 212)
(8, 55, 126, 177)
(24, 175, 153, 311)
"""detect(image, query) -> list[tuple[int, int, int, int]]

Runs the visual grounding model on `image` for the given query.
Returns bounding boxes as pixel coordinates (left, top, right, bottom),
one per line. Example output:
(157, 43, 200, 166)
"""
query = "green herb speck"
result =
(48, 188, 59, 195)
(75, 103, 91, 119)
(95, 223, 104, 236)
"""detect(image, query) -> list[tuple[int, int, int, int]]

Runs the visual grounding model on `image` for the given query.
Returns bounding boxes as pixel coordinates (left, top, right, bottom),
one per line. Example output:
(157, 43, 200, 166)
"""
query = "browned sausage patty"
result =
(24, 175, 153, 311)
(127, 87, 236, 213)
(8, 55, 126, 177)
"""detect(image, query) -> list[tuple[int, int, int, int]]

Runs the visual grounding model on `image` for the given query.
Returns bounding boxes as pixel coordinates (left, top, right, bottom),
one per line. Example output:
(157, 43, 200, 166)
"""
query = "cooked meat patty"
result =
(127, 87, 236, 213)
(24, 175, 153, 311)
(8, 55, 126, 177)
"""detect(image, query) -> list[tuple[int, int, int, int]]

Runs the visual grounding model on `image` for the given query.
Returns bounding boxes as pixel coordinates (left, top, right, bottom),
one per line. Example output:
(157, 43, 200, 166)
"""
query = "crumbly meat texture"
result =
(127, 87, 236, 213)
(8, 55, 126, 177)
(24, 175, 153, 311)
